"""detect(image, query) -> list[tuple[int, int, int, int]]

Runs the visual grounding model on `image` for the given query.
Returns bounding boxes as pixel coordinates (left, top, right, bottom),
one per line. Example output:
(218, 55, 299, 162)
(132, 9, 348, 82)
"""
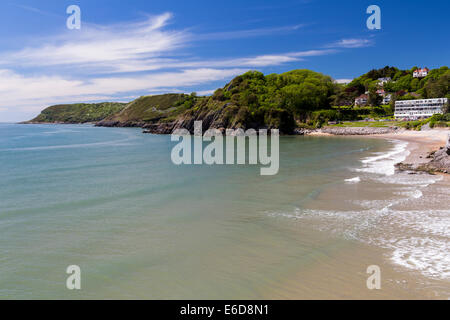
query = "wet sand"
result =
(266, 243, 448, 300)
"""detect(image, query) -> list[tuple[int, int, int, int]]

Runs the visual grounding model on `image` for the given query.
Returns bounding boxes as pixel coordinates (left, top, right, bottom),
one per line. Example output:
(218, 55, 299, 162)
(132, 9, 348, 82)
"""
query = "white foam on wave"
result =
(391, 237, 450, 279)
(356, 140, 409, 176)
(345, 177, 361, 183)
(376, 172, 443, 186)
(394, 188, 423, 199)
(268, 205, 450, 280)
(268, 138, 450, 280)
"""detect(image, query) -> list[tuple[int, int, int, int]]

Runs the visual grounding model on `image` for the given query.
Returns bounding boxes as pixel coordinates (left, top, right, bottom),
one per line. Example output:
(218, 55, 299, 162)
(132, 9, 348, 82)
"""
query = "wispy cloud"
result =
(196, 24, 305, 41)
(328, 38, 373, 48)
(0, 68, 245, 109)
(0, 12, 337, 76)
(0, 11, 365, 121)
(0, 13, 185, 72)
(12, 4, 62, 18)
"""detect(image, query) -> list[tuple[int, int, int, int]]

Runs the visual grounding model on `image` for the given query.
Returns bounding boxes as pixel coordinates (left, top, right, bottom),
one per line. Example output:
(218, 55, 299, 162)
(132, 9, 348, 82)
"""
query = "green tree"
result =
(424, 71, 449, 98)
(368, 88, 382, 106)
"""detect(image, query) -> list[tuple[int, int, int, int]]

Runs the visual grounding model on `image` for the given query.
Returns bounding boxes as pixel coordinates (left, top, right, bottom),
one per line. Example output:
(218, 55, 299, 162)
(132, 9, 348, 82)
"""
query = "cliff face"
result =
(26, 102, 127, 124)
(99, 69, 333, 134)
(141, 100, 296, 134)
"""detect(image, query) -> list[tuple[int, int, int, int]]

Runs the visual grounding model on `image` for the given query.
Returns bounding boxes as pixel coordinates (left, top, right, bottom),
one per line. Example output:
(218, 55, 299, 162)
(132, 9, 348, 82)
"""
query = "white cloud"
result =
(104, 49, 337, 73)
(0, 13, 186, 73)
(0, 11, 363, 121)
(196, 24, 305, 41)
(328, 38, 373, 48)
(0, 68, 245, 113)
(0, 14, 333, 74)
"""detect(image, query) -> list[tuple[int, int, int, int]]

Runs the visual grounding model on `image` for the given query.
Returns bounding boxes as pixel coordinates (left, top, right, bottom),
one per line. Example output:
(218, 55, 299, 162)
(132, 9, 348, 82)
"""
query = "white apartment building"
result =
(394, 98, 447, 119)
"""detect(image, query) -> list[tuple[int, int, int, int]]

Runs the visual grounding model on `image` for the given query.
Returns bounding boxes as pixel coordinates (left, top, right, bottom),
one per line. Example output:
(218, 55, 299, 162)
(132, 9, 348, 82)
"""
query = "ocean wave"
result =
(391, 237, 450, 279)
(345, 176, 361, 183)
(268, 205, 450, 280)
(394, 188, 423, 199)
(375, 173, 443, 186)
(356, 140, 409, 176)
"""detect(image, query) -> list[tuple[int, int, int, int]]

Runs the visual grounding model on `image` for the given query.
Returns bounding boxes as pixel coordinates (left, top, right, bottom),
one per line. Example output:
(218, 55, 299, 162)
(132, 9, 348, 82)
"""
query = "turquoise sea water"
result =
(0, 124, 448, 299)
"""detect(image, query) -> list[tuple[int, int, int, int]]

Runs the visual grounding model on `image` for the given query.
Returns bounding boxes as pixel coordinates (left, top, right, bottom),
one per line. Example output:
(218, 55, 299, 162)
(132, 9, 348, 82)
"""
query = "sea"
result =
(0, 123, 448, 299)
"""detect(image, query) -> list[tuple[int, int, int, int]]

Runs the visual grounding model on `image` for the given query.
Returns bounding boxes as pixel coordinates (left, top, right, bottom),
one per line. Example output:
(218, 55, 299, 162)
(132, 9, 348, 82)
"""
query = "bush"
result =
(435, 121, 448, 128)
(429, 113, 450, 122)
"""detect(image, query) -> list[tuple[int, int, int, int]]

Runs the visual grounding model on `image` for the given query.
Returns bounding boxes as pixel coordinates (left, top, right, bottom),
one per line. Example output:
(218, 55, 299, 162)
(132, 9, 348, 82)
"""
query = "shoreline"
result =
(279, 130, 450, 299)
(309, 128, 450, 175)
(370, 129, 449, 170)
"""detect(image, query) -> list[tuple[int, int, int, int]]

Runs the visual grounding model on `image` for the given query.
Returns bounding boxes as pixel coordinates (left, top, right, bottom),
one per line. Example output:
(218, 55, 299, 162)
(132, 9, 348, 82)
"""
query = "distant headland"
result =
(25, 66, 450, 135)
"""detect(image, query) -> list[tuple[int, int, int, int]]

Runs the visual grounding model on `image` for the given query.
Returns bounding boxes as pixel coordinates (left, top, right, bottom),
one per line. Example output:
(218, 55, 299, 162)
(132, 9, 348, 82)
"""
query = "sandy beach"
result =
(291, 127, 450, 300)
(310, 128, 450, 175)
(371, 129, 450, 170)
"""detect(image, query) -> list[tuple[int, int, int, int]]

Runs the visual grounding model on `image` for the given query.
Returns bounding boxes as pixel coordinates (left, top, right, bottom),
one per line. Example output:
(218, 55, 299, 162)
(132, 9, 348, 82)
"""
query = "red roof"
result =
(414, 67, 429, 73)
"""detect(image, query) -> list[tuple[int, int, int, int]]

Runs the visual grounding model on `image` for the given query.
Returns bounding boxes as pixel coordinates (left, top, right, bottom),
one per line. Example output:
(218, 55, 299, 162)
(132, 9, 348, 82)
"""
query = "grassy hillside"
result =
(167, 69, 338, 133)
(27, 67, 449, 132)
(28, 102, 127, 123)
(102, 93, 197, 124)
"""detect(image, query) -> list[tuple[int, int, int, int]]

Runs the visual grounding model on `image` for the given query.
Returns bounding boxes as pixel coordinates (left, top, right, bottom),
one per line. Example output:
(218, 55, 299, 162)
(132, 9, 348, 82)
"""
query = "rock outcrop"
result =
(425, 134, 450, 173)
(396, 133, 450, 174)
(142, 101, 296, 135)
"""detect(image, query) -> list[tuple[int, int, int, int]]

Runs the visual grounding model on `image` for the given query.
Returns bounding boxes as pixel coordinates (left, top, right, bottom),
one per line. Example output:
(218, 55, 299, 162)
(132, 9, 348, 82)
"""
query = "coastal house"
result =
(394, 98, 447, 120)
(382, 94, 392, 105)
(375, 89, 392, 105)
(413, 67, 429, 78)
(355, 94, 368, 106)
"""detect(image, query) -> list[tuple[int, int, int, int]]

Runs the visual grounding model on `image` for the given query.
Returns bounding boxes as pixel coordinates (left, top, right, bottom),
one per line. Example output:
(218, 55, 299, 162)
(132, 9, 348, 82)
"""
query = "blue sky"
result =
(0, 0, 448, 122)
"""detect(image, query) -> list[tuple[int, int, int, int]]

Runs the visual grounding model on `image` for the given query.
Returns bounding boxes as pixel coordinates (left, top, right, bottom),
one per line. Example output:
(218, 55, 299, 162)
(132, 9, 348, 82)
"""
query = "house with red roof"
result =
(355, 94, 368, 106)
(413, 67, 429, 78)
